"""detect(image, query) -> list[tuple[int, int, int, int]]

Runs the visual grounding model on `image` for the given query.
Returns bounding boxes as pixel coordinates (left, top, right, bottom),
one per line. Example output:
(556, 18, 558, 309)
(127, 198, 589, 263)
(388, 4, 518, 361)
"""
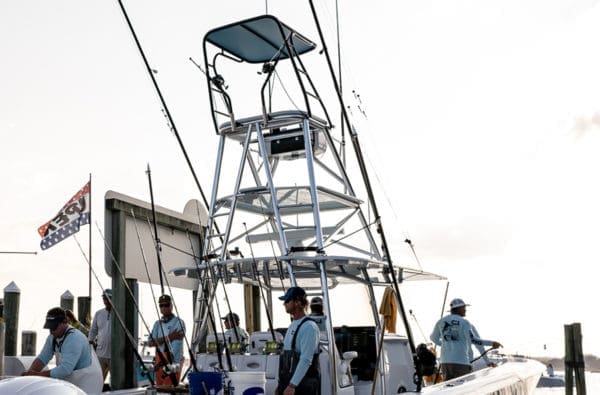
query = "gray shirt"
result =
(88, 308, 111, 359)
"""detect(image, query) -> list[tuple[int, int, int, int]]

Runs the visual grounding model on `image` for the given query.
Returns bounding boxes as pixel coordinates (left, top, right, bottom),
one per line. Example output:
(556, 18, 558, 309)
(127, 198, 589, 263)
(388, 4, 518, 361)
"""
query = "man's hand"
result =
(282, 384, 296, 395)
(491, 341, 502, 349)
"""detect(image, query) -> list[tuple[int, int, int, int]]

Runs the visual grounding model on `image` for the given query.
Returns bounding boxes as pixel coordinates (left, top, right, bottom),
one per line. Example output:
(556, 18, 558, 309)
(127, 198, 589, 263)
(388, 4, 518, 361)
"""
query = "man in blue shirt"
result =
(276, 286, 320, 395)
(430, 298, 502, 380)
(149, 294, 186, 386)
(22, 307, 103, 393)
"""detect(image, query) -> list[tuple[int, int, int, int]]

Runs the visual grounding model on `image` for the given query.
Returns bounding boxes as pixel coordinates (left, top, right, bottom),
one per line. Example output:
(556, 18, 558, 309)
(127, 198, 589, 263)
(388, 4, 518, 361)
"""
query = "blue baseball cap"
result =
(222, 312, 240, 322)
(279, 286, 306, 302)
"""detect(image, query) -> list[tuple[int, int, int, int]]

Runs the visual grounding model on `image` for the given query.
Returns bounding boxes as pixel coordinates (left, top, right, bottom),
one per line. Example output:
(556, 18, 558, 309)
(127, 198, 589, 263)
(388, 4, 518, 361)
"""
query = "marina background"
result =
(2, 0, 600, 364)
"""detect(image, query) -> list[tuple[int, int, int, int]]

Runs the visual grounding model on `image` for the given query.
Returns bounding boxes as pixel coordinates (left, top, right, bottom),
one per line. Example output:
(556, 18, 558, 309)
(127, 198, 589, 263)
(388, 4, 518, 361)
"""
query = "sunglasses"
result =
(159, 303, 171, 308)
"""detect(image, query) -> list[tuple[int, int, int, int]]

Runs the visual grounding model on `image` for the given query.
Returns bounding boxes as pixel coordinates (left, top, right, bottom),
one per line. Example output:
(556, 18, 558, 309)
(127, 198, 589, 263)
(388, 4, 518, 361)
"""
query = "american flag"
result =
(38, 181, 91, 250)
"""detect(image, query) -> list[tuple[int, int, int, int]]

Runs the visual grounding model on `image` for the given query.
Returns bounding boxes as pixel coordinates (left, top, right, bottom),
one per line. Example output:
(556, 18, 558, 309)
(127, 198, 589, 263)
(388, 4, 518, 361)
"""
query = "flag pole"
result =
(88, 173, 92, 300)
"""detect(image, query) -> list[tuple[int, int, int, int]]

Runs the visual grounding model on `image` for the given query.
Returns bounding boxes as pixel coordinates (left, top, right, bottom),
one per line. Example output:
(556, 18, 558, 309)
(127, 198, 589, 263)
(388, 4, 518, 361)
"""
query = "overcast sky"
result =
(2, 0, 600, 358)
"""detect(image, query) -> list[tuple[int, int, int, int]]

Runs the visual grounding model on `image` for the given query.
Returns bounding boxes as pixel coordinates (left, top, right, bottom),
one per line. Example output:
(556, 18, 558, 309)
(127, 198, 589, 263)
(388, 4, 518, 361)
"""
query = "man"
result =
(222, 312, 249, 352)
(88, 288, 112, 380)
(22, 307, 103, 394)
(430, 298, 502, 380)
(148, 294, 186, 386)
(276, 286, 320, 395)
(308, 296, 327, 332)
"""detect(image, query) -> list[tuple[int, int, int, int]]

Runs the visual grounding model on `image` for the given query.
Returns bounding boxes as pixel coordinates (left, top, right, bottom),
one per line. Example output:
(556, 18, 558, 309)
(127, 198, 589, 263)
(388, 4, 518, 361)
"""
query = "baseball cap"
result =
(310, 296, 323, 306)
(278, 286, 306, 302)
(222, 312, 240, 322)
(158, 294, 172, 304)
(449, 298, 469, 309)
(102, 289, 112, 298)
(44, 307, 66, 330)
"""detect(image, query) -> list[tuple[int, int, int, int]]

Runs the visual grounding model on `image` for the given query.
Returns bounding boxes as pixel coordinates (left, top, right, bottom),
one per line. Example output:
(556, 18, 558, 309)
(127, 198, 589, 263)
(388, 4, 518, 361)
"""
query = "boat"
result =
(166, 9, 544, 395)
(0, 5, 545, 395)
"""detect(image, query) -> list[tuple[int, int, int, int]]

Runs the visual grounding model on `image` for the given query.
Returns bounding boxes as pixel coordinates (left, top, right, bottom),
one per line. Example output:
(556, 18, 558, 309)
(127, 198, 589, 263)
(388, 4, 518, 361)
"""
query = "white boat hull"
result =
(420, 358, 544, 394)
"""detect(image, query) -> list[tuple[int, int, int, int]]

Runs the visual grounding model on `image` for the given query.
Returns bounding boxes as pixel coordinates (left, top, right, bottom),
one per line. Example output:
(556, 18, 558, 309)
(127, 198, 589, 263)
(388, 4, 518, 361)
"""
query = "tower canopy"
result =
(204, 15, 316, 63)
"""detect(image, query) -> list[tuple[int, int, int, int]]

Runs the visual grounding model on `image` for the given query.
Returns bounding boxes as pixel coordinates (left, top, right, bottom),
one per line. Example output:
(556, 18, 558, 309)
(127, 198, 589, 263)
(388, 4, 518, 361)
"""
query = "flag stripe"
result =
(38, 181, 91, 250)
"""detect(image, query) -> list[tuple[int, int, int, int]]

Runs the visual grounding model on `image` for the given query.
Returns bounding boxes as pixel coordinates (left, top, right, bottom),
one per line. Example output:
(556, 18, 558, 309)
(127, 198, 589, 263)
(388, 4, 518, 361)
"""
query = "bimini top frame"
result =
(203, 15, 331, 137)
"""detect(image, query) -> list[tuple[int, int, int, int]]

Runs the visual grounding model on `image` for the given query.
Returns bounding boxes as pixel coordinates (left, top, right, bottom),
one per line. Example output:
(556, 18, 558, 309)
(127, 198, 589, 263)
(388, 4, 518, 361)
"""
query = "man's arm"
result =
(430, 319, 442, 346)
(289, 322, 319, 387)
(21, 358, 50, 376)
(88, 311, 98, 342)
(469, 324, 502, 365)
(48, 334, 85, 378)
(22, 336, 53, 376)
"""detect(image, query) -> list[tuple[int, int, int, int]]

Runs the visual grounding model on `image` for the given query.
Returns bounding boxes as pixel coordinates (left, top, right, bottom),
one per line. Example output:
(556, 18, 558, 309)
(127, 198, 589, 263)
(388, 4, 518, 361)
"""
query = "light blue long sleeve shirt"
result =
(151, 315, 186, 363)
(430, 314, 494, 365)
(283, 316, 320, 386)
(37, 326, 92, 379)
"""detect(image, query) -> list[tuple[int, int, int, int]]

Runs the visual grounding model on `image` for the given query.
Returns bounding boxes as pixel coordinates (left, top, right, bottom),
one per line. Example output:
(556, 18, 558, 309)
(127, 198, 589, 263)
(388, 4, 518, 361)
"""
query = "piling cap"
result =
(4, 281, 20, 294)
(44, 307, 66, 330)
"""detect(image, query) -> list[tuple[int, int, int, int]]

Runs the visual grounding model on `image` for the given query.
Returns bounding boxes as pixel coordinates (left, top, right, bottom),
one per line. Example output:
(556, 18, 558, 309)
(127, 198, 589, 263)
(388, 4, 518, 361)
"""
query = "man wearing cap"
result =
(308, 297, 327, 332)
(430, 298, 502, 380)
(22, 307, 103, 394)
(88, 288, 112, 380)
(276, 286, 320, 395)
(222, 312, 249, 352)
(148, 294, 186, 386)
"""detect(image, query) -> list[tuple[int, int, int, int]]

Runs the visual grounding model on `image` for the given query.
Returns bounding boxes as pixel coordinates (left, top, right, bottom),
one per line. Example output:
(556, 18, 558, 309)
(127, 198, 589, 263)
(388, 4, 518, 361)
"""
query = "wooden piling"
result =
(565, 322, 586, 395)
(21, 330, 37, 356)
(60, 290, 74, 311)
(0, 321, 5, 376)
(78, 296, 91, 327)
(3, 281, 20, 356)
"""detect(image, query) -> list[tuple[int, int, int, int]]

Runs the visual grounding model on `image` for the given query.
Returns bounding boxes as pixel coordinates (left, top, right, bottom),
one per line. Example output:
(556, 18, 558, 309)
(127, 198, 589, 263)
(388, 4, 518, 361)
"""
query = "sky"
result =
(2, 0, 600, 360)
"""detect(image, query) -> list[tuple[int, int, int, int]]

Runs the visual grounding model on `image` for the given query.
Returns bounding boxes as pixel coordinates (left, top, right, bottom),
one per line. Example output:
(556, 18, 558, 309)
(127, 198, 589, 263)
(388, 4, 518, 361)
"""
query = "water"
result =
(534, 371, 600, 394)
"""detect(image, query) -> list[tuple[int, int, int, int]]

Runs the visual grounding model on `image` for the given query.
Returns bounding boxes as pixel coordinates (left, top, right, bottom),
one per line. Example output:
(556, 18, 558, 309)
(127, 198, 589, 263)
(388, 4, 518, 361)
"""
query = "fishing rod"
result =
(404, 238, 423, 271)
(255, 197, 287, 290)
(97, 220, 180, 385)
(95, 222, 164, 343)
(116, 0, 211, 215)
(188, 207, 234, 371)
(242, 223, 277, 342)
(308, 1, 421, 390)
(471, 347, 494, 364)
(72, 236, 156, 387)
(129, 212, 180, 386)
(146, 164, 165, 295)
(185, 232, 225, 373)
(409, 309, 428, 344)
(138, 213, 199, 376)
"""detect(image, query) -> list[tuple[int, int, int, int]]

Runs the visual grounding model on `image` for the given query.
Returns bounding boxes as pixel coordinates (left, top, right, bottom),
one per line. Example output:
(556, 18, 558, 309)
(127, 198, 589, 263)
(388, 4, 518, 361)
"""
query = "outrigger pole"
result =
(116, 1, 205, 204)
(146, 165, 165, 294)
(307, 0, 422, 389)
(131, 210, 178, 386)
